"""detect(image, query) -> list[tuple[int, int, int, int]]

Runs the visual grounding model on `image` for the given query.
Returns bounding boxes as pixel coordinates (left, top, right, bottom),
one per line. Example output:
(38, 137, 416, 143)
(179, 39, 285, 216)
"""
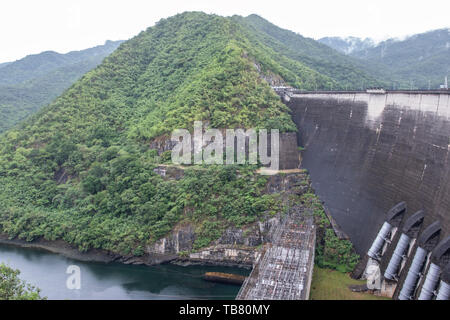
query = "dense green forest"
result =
(0, 263, 45, 300)
(0, 40, 123, 133)
(236, 15, 384, 90)
(319, 29, 450, 89)
(350, 28, 450, 89)
(0, 12, 361, 259)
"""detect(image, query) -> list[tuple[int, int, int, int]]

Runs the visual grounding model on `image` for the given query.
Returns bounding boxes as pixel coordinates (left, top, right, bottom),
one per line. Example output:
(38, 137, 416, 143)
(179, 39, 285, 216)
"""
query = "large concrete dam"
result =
(285, 91, 450, 255)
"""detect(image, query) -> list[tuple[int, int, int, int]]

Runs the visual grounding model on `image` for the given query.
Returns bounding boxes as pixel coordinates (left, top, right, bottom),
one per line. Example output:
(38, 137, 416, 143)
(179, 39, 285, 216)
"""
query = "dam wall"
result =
(287, 91, 450, 255)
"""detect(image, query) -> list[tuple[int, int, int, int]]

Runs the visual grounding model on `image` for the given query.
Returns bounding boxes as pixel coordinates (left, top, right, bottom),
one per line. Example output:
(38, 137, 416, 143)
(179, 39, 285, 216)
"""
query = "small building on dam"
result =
(282, 89, 450, 300)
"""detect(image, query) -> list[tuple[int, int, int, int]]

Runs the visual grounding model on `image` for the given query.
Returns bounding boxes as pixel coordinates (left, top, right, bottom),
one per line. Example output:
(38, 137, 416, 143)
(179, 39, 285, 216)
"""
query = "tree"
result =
(0, 263, 46, 300)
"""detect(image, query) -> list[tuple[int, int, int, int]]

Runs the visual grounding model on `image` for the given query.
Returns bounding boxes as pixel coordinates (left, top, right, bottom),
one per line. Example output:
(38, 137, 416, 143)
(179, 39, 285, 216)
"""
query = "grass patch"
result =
(309, 266, 390, 300)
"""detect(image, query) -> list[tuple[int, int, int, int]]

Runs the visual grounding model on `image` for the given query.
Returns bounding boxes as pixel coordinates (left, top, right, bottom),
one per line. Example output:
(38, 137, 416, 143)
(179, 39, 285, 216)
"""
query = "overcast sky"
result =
(0, 0, 448, 63)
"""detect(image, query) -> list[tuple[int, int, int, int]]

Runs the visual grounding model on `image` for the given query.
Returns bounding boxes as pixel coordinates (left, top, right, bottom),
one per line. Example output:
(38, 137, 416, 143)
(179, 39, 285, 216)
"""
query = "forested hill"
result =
(235, 14, 383, 89)
(0, 40, 124, 85)
(350, 28, 450, 89)
(0, 40, 123, 133)
(0, 12, 376, 255)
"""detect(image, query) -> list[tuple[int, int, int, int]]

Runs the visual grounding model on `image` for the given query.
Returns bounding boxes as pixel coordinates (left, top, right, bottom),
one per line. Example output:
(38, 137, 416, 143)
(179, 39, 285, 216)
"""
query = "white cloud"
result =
(0, 0, 448, 62)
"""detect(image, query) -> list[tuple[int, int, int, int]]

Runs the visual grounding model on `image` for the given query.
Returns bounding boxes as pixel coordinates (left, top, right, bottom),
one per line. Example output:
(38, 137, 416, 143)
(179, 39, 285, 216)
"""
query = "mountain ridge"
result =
(0, 40, 124, 85)
(318, 28, 449, 89)
(0, 40, 123, 133)
(350, 28, 449, 88)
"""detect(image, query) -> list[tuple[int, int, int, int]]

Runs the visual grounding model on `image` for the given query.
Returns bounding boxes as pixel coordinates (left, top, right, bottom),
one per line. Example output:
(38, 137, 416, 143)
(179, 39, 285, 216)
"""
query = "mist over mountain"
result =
(0, 62, 12, 69)
(318, 29, 450, 89)
(318, 36, 376, 54)
(350, 28, 450, 88)
(0, 40, 123, 133)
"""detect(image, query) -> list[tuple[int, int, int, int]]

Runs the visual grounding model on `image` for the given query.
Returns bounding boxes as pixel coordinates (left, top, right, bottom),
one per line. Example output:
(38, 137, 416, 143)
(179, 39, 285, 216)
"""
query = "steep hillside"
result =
(351, 28, 450, 88)
(0, 62, 11, 69)
(0, 12, 365, 257)
(236, 14, 385, 89)
(0, 40, 123, 133)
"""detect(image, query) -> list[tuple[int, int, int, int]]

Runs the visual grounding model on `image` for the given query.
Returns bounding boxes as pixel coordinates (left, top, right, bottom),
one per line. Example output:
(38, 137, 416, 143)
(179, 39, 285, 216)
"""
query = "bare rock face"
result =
(185, 221, 276, 267)
(149, 136, 178, 154)
(149, 224, 196, 255)
(252, 61, 287, 87)
(145, 222, 278, 267)
(148, 130, 301, 171)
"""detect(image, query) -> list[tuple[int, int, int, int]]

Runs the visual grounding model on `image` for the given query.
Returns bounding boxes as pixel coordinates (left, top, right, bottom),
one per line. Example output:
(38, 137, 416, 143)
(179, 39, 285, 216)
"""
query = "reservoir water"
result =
(0, 244, 249, 300)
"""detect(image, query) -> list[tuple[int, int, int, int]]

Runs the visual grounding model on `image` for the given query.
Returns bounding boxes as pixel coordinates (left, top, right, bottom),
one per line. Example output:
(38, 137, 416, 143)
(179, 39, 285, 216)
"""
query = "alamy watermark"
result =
(170, 121, 280, 173)
(66, 265, 81, 290)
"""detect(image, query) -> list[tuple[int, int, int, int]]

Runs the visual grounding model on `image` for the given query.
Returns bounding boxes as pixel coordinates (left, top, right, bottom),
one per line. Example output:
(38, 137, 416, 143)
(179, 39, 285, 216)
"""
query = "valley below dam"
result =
(0, 243, 249, 300)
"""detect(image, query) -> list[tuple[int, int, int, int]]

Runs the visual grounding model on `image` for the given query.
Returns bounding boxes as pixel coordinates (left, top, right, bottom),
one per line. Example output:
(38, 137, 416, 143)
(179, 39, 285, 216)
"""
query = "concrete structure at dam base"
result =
(362, 202, 449, 300)
(282, 89, 450, 300)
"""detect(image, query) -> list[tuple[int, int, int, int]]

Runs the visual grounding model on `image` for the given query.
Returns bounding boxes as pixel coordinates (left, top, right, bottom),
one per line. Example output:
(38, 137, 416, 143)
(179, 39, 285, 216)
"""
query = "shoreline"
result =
(0, 234, 117, 263)
(0, 234, 254, 269)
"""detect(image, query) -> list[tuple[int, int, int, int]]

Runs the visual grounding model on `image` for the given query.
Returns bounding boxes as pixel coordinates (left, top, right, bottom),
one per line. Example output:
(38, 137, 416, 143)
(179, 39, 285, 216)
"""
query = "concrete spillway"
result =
(287, 91, 450, 255)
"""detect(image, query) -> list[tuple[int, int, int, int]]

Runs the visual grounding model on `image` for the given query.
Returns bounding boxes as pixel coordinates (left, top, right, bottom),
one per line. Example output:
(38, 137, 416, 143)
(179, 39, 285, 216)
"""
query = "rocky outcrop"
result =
(149, 135, 178, 154)
(148, 129, 301, 171)
(146, 219, 280, 268)
(251, 60, 287, 87)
